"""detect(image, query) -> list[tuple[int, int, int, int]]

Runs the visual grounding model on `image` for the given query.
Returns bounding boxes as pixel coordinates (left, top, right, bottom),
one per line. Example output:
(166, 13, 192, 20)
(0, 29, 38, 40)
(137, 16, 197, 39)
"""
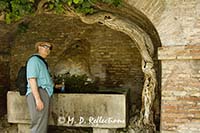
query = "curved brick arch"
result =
(125, 0, 166, 26)
(126, 0, 200, 47)
(78, 5, 161, 131)
(125, 0, 168, 47)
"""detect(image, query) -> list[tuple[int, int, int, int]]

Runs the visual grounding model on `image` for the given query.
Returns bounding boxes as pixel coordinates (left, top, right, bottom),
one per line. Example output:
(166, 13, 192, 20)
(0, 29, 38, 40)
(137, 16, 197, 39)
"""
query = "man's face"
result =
(38, 42, 52, 57)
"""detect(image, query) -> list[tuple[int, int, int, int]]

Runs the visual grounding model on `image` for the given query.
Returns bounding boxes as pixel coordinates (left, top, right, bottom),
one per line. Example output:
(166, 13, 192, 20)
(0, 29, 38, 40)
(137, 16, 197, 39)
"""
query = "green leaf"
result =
(76, 6, 94, 14)
(73, 0, 80, 4)
(0, 1, 8, 11)
(20, 0, 27, 4)
(49, 4, 54, 9)
(113, 0, 122, 6)
(5, 13, 11, 24)
(79, 0, 83, 4)
(67, 0, 72, 6)
(82, 1, 91, 8)
(55, 3, 64, 13)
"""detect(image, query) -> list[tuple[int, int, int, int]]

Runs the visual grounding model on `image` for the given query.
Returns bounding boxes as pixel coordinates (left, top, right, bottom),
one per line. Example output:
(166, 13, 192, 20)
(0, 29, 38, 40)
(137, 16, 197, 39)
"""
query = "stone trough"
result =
(7, 88, 129, 133)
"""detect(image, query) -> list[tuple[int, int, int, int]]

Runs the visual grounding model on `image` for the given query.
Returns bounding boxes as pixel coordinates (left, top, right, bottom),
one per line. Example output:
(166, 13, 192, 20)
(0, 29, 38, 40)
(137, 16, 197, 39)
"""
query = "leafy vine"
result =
(0, 0, 122, 24)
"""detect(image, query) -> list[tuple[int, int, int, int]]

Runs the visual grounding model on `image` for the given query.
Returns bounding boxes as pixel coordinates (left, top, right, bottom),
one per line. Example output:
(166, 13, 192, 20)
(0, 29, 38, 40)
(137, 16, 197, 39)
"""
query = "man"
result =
(26, 41, 54, 133)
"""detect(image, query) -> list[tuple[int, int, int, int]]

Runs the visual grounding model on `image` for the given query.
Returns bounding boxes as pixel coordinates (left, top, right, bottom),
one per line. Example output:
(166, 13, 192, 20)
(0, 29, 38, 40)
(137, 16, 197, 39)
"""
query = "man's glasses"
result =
(40, 45, 52, 50)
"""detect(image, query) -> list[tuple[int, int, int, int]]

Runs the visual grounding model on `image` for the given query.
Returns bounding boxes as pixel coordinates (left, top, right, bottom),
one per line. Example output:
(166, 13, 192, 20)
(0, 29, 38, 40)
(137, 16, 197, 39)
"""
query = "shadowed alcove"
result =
(8, 2, 161, 132)
(11, 14, 143, 108)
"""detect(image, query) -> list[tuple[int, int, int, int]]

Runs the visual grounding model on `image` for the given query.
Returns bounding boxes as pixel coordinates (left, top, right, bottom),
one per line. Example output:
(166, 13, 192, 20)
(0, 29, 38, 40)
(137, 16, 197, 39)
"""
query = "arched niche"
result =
(9, 2, 161, 132)
(76, 3, 161, 132)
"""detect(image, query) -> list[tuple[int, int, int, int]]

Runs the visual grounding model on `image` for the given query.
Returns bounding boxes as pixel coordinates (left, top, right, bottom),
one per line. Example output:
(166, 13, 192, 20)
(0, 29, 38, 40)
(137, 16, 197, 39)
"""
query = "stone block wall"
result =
(0, 22, 11, 117)
(126, 0, 200, 47)
(158, 45, 200, 133)
(156, 0, 200, 46)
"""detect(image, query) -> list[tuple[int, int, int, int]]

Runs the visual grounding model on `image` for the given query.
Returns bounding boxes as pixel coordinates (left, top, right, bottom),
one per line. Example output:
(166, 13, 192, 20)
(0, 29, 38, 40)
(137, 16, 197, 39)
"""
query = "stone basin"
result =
(7, 88, 129, 129)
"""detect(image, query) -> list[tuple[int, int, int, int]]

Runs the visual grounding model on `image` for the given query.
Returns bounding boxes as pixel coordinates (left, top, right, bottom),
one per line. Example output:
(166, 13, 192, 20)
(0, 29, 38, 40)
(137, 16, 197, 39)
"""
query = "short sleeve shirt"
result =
(26, 54, 54, 97)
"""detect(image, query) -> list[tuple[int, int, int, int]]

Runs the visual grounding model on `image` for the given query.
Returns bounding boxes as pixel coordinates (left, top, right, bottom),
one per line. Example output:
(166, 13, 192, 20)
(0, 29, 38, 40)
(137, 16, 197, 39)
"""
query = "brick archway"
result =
(77, 4, 162, 131)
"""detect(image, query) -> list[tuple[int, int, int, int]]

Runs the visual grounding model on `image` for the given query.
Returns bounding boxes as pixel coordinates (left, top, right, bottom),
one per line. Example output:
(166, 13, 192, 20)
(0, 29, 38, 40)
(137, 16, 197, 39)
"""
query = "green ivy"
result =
(3, 0, 35, 24)
(1, 0, 121, 24)
(0, 1, 9, 12)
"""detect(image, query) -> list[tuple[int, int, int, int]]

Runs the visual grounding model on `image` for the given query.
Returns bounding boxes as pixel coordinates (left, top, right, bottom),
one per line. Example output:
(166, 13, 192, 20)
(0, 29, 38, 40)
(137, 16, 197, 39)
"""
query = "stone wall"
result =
(126, 0, 200, 47)
(158, 45, 200, 133)
(0, 22, 11, 117)
(156, 0, 200, 46)
(125, 0, 200, 132)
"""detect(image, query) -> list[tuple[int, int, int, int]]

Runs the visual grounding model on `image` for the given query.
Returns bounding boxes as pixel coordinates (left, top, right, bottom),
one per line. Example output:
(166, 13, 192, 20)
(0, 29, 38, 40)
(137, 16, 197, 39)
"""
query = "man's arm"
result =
(29, 78, 44, 111)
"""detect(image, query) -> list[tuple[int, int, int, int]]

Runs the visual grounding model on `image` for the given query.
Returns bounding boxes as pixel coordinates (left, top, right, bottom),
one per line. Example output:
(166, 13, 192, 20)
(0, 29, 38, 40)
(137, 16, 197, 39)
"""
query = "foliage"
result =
(0, 0, 122, 24)
(54, 73, 99, 93)
(1, 0, 35, 24)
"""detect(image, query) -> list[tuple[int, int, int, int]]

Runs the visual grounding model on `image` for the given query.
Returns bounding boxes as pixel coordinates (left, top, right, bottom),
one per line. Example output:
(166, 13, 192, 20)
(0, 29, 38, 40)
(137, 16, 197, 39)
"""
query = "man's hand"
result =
(29, 78, 44, 111)
(36, 98, 44, 111)
(54, 84, 62, 89)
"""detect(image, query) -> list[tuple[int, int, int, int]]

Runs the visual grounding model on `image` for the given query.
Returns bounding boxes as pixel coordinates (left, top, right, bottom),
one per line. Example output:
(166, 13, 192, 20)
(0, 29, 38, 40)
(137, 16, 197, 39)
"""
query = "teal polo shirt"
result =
(26, 54, 54, 97)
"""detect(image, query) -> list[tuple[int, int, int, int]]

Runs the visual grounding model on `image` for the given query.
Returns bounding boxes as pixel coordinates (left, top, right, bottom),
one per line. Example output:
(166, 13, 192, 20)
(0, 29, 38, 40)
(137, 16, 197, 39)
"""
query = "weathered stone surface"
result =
(158, 45, 200, 60)
(18, 124, 30, 133)
(7, 89, 128, 128)
(93, 128, 116, 133)
(158, 45, 200, 133)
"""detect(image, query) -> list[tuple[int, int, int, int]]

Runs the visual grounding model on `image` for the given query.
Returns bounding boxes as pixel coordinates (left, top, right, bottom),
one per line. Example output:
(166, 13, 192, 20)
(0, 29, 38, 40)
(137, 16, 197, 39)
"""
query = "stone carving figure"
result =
(54, 39, 92, 79)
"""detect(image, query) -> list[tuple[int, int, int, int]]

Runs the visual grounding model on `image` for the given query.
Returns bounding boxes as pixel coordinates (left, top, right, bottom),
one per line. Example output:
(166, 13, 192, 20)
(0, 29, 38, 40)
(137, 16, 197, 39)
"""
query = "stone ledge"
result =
(7, 90, 128, 128)
(158, 45, 200, 60)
